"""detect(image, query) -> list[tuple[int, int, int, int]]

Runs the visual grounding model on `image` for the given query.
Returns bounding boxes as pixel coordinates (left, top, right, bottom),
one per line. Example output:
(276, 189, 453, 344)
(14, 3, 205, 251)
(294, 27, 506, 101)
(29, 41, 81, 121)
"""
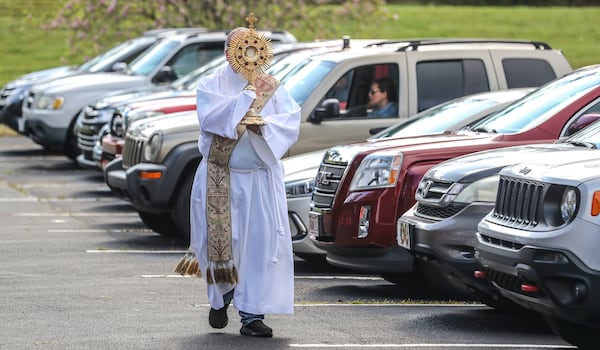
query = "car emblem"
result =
(420, 180, 433, 198)
(519, 167, 532, 175)
(317, 171, 333, 185)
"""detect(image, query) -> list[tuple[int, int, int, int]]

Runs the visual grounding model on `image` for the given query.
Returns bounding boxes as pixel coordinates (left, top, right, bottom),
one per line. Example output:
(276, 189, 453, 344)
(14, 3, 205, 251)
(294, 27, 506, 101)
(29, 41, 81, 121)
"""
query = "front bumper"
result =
(287, 195, 326, 256)
(400, 202, 499, 296)
(476, 219, 600, 327)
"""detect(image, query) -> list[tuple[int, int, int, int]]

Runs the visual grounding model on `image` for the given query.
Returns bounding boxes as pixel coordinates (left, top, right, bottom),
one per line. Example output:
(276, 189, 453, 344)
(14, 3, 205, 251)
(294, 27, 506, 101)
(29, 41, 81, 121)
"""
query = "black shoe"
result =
(208, 305, 228, 329)
(240, 320, 273, 337)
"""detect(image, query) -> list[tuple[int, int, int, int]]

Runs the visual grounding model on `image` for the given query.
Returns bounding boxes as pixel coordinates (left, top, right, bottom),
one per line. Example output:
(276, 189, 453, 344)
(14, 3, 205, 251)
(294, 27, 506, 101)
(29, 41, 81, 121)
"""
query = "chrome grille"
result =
(311, 162, 347, 210)
(491, 176, 546, 227)
(122, 135, 145, 169)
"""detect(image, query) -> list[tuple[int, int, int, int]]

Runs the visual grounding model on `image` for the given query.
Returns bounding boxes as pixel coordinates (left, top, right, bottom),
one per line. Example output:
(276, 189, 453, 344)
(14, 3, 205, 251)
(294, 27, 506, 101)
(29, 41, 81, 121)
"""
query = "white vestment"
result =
(190, 64, 301, 315)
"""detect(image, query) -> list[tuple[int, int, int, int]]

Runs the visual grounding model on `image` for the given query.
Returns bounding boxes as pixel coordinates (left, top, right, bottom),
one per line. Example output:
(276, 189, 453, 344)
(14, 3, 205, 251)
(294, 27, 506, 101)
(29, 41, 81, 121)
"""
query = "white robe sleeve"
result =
(196, 68, 256, 140)
(248, 85, 301, 165)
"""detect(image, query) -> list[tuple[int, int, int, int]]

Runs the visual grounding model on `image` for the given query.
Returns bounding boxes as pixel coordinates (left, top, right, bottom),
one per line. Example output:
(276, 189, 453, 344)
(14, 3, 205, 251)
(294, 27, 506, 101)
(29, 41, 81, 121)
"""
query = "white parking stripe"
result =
(15, 212, 137, 216)
(288, 344, 575, 348)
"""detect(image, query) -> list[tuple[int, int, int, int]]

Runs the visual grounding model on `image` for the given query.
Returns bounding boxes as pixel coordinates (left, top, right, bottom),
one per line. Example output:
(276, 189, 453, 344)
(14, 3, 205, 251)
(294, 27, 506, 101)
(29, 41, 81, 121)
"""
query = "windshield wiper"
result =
(566, 140, 597, 149)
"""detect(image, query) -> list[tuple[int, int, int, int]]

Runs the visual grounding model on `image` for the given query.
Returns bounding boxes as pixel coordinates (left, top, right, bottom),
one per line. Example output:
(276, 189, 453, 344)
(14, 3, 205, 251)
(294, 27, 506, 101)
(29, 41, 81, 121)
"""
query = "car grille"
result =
(479, 233, 524, 251)
(122, 135, 145, 169)
(415, 202, 466, 219)
(489, 175, 546, 228)
(311, 162, 348, 210)
(77, 106, 111, 152)
(486, 268, 546, 299)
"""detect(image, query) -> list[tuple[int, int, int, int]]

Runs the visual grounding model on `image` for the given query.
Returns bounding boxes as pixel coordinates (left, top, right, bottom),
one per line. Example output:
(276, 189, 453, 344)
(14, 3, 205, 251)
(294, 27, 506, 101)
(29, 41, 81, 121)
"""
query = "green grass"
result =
(0, 3, 599, 86)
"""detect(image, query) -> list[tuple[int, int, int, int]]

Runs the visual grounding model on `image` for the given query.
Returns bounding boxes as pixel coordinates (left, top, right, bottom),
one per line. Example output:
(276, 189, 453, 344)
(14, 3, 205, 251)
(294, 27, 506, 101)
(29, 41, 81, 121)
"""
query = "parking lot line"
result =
(288, 344, 575, 348)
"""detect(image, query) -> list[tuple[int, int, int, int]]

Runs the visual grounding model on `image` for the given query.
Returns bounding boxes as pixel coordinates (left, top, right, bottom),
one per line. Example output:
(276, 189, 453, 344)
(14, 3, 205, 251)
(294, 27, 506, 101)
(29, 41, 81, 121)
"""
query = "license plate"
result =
(397, 218, 415, 250)
(17, 117, 26, 133)
(308, 211, 322, 237)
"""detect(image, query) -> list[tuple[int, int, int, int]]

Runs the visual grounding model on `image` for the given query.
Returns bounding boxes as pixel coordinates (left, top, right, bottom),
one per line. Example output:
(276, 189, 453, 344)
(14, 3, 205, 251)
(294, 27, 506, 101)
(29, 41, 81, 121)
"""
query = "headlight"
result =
(560, 187, 578, 223)
(453, 175, 500, 204)
(285, 178, 315, 198)
(143, 133, 162, 161)
(36, 94, 64, 110)
(349, 151, 403, 191)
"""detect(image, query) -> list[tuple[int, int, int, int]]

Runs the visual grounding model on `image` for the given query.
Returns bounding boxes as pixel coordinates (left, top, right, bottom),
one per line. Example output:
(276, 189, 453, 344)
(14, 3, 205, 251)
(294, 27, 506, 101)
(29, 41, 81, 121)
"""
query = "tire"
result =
(138, 210, 178, 236)
(64, 122, 81, 162)
(173, 169, 195, 244)
(544, 315, 599, 349)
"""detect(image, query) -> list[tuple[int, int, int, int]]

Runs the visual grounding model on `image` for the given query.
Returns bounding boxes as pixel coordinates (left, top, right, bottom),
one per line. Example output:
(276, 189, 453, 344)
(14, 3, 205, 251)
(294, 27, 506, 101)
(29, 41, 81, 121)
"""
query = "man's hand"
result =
(246, 125, 262, 135)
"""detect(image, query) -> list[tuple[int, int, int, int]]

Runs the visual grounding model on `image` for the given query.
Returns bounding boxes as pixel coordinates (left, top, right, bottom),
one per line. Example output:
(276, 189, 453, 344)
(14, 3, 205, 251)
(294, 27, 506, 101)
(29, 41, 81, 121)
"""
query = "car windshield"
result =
(78, 39, 139, 72)
(128, 39, 180, 76)
(371, 93, 518, 139)
(282, 58, 335, 106)
(468, 69, 600, 134)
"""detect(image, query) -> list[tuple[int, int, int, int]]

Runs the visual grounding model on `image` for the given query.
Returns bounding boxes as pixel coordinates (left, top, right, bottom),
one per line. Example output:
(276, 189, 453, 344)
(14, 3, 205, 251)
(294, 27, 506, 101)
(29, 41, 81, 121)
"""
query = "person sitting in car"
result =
(367, 77, 398, 117)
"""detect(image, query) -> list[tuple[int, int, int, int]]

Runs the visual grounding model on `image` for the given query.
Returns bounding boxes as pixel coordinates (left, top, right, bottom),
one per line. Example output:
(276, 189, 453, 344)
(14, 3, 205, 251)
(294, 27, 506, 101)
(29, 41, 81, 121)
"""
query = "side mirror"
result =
(111, 62, 128, 72)
(369, 127, 386, 135)
(311, 98, 340, 124)
(153, 66, 177, 84)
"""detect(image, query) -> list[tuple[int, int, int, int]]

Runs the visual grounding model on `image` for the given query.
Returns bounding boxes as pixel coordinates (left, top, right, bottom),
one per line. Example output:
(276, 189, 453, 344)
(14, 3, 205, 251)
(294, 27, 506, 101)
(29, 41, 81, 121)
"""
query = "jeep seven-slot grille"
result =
(490, 176, 546, 228)
(122, 136, 145, 169)
(311, 162, 347, 210)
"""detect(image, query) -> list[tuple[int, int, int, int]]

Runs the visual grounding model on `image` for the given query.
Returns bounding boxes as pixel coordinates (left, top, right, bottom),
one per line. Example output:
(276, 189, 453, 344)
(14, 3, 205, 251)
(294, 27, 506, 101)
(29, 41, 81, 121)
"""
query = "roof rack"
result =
(365, 38, 552, 51)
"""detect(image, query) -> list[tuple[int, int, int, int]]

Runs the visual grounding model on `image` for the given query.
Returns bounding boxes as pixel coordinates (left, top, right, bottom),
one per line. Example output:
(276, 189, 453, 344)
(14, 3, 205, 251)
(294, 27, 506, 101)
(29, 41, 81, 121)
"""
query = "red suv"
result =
(309, 65, 600, 281)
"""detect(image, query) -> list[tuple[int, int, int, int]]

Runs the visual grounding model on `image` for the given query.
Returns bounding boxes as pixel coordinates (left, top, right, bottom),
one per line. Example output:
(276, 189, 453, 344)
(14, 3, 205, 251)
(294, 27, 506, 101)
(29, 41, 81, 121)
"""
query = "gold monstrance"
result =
(226, 13, 274, 125)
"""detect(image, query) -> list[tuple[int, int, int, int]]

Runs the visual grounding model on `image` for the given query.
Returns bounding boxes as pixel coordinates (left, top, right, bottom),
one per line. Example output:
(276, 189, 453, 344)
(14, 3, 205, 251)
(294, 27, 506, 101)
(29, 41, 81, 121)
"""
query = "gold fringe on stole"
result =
(205, 262, 238, 285)
(174, 251, 203, 278)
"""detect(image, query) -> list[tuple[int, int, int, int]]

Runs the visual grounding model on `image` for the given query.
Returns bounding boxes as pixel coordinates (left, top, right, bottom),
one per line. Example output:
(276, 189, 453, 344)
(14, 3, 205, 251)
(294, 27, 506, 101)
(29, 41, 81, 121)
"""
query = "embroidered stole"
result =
(204, 73, 280, 284)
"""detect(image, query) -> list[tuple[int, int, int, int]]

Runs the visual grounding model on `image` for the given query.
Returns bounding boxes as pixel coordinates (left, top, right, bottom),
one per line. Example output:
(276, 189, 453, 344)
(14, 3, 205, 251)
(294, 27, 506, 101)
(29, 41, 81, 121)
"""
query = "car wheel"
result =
(173, 169, 194, 244)
(544, 315, 599, 349)
(138, 210, 178, 236)
(64, 121, 81, 162)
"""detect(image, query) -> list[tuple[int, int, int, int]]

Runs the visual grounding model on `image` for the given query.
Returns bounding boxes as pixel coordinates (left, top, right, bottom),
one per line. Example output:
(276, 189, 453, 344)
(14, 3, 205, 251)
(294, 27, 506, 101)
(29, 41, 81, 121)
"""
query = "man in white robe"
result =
(190, 28, 301, 337)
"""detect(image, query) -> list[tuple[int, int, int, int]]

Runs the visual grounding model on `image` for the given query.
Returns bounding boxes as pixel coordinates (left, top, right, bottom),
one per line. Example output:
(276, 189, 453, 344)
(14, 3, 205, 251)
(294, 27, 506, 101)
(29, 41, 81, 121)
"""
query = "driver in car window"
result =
(367, 77, 398, 117)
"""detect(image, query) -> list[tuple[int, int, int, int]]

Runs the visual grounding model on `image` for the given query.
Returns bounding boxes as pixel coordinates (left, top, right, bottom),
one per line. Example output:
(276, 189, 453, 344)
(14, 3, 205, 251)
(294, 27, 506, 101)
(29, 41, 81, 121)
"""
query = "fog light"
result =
(357, 205, 370, 238)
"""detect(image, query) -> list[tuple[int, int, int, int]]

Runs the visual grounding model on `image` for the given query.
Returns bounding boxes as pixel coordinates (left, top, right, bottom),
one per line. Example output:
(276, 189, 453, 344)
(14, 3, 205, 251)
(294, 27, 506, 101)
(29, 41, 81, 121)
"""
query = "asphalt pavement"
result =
(0, 135, 575, 350)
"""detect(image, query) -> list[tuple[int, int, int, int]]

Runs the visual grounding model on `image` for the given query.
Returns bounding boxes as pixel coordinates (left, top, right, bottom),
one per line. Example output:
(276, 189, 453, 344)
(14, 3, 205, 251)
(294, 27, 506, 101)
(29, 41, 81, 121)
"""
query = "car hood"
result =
(129, 111, 198, 139)
(283, 149, 327, 182)
(7, 66, 77, 87)
(501, 147, 600, 185)
(324, 132, 493, 164)
(424, 143, 586, 183)
(128, 95, 196, 112)
(30, 72, 147, 94)
(94, 85, 172, 108)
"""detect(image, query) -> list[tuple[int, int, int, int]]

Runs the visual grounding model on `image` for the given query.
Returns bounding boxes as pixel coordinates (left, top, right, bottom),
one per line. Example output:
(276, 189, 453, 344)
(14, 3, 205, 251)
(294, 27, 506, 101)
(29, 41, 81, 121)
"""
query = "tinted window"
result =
(503, 58, 556, 88)
(417, 60, 489, 111)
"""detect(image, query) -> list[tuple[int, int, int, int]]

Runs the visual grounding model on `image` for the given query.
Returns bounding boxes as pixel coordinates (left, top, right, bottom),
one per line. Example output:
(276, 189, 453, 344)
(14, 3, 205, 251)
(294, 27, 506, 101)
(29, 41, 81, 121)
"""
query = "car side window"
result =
(416, 59, 490, 112)
(167, 43, 223, 79)
(502, 58, 557, 88)
(564, 99, 600, 136)
(330, 63, 399, 118)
